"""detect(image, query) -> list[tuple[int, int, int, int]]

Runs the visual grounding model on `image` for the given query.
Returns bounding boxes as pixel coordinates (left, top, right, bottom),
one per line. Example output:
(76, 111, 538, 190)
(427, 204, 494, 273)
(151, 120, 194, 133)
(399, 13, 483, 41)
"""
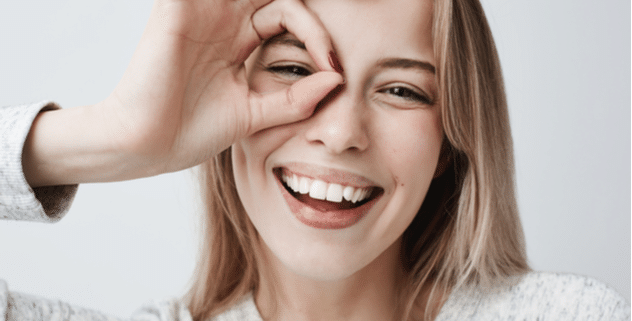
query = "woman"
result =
(0, 0, 628, 320)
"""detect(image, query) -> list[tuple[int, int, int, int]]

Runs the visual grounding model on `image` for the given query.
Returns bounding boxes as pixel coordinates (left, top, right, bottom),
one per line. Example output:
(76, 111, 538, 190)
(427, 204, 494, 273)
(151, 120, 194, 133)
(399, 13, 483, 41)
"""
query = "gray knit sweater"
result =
(0, 102, 629, 321)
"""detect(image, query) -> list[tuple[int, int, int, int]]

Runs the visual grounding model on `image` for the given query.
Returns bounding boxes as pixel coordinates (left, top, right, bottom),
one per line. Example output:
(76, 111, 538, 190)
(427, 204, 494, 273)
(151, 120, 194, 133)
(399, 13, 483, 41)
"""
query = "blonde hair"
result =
(187, 0, 529, 320)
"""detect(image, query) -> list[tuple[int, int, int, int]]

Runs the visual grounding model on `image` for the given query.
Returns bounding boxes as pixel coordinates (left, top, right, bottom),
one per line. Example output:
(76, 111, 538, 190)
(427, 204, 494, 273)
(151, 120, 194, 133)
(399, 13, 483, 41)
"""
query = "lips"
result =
(273, 166, 383, 229)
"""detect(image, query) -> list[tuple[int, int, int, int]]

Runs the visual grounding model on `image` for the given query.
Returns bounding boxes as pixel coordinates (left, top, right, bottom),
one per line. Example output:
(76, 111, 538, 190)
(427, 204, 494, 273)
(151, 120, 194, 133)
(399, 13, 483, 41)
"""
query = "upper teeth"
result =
(281, 172, 373, 204)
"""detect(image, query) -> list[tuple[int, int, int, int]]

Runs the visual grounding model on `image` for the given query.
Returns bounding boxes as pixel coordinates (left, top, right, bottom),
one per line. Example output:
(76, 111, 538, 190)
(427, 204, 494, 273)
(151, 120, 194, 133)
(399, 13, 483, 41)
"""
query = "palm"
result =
(104, 0, 341, 174)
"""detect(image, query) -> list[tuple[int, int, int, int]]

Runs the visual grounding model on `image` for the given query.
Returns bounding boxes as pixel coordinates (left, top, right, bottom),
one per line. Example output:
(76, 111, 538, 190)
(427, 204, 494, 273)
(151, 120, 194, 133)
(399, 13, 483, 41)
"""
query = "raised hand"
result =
(23, 0, 344, 187)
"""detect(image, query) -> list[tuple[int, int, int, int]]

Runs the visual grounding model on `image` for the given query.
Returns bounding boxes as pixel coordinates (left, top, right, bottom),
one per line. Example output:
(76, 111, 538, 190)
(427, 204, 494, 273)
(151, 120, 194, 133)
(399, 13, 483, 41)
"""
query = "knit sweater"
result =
(0, 102, 629, 321)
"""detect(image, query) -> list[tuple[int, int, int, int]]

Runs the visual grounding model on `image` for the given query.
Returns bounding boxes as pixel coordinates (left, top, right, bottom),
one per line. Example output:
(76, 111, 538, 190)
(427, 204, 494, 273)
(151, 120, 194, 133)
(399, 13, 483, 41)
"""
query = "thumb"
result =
(247, 71, 344, 134)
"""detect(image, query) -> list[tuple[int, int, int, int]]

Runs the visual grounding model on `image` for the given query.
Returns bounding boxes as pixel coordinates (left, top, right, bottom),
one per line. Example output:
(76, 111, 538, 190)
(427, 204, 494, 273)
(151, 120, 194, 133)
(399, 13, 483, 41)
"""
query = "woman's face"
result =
(233, 0, 442, 280)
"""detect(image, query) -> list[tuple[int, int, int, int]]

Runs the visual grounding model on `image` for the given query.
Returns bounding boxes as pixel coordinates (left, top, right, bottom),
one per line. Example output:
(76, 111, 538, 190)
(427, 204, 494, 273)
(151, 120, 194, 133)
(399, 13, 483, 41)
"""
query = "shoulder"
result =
(438, 271, 630, 321)
(511, 272, 629, 319)
(209, 293, 262, 321)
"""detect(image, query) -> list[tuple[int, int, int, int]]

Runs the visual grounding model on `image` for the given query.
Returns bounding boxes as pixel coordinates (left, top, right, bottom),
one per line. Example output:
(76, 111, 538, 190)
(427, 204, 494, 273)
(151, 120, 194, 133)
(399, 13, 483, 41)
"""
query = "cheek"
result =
(236, 125, 297, 166)
(231, 122, 302, 223)
(376, 109, 443, 180)
(231, 128, 289, 205)
(370, 108, 443, 232)
(231, 138, 282, 238)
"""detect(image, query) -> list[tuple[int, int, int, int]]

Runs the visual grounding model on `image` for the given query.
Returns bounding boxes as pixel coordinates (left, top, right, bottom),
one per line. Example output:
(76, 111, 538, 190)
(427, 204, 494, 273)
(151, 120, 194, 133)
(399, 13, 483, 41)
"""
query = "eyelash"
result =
(267, 64, 313, 78)
(267, 63, 433, 105)
(378, 86, 433, 105)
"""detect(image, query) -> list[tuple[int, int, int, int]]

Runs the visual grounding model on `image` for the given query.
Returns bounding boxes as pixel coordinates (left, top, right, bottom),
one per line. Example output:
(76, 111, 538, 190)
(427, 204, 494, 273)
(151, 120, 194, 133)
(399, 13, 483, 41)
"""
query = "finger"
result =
(251, 0, 339, 73)
(248, 71, 344, 134)
(247, 0, 274, 8)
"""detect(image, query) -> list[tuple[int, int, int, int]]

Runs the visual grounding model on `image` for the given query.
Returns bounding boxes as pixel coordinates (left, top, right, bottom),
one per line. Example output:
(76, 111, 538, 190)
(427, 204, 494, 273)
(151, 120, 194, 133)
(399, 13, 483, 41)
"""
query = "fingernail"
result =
(329, 50, 344, 73)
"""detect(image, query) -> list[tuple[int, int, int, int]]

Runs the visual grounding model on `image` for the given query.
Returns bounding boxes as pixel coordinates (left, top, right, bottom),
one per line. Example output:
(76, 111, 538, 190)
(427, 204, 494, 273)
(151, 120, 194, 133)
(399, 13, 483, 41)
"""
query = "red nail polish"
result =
(329, 51, 344, 73)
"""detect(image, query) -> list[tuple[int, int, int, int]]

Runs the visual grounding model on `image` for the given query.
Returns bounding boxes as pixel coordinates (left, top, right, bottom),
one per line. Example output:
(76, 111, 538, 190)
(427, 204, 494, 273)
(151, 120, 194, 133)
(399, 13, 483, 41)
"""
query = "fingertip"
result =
(306, 71, 345, 90)
(335, 72, 346, 85)
(321, 70, 345, 83)
(291, 71, 344, 106)
(309, 44, 336, 72)
(328, 50, 344, 73)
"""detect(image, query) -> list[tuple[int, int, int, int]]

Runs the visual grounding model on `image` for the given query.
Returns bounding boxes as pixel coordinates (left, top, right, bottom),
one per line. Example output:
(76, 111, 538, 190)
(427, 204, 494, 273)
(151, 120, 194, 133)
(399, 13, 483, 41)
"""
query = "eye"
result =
(266, 64, 313, 79)
(379, 86, 433, 105)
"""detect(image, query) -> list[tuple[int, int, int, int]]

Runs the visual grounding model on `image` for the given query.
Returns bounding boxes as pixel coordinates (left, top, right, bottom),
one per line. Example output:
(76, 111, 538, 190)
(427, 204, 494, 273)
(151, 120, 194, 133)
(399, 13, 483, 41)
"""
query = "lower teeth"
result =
(293, 191, 365, 210)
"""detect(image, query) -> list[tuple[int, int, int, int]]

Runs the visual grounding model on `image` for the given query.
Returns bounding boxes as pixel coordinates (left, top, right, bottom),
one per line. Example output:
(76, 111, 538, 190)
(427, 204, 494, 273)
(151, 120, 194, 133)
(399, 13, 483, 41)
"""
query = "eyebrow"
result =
(260, 35, 436, 75)
(376, 58, 436, 75)
(262, 34, 306, 50)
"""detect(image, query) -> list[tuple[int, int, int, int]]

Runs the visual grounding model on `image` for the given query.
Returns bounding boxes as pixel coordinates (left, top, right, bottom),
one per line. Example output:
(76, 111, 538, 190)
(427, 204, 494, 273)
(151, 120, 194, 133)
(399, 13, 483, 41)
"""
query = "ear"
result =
(433, 140, 451, 179)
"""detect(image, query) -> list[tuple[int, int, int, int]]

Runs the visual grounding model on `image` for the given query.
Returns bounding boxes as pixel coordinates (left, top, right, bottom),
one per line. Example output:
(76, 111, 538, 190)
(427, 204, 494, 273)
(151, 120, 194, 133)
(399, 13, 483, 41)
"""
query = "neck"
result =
(255, 239, 405, 321)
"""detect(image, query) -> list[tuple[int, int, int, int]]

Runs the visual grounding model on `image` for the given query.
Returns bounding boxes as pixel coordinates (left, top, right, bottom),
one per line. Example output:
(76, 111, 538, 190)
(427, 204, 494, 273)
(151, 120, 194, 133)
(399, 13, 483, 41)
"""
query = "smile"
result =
(281, 171, 374, 204)
(273, 167, 384, 229)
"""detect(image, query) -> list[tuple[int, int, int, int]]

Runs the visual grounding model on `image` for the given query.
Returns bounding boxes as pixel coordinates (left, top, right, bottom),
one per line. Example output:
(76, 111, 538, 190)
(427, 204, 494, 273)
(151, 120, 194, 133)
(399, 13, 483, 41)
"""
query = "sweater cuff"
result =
(0, 101, 78, 222)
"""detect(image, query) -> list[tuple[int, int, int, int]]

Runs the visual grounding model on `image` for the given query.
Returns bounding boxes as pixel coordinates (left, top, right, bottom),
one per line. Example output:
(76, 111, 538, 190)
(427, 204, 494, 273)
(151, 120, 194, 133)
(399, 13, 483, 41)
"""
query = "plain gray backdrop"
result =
(0, 0, 629, 317)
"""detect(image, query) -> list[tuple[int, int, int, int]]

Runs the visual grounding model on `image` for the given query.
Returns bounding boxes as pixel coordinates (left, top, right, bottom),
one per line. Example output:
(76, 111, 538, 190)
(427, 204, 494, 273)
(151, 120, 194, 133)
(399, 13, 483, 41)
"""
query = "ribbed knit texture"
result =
(0, 102, 77, 222)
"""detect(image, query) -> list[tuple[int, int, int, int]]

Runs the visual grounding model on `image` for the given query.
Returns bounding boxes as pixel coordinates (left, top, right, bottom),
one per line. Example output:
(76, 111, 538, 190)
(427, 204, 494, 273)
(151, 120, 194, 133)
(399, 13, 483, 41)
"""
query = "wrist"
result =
(22, 104, 158, 187)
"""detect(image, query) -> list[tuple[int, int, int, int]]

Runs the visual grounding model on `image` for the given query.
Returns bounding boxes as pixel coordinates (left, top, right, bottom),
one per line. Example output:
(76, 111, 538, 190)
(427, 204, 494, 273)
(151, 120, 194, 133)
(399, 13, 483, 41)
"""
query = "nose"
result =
(303, 86, 369, 154)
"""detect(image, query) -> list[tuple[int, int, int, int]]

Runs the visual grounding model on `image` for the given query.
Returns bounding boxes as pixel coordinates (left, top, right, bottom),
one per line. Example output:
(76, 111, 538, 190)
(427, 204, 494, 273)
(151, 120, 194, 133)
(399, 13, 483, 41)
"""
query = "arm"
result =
(20, 0, 344, 189)
(20, 102, 143, 187)
(5, 0, 344, 219)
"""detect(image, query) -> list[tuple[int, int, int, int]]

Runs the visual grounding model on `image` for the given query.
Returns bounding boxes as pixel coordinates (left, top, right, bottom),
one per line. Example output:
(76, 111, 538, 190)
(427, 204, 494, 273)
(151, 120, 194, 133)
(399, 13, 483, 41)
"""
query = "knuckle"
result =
(247, 97, 263, 133)
(285, 87, 297, 107)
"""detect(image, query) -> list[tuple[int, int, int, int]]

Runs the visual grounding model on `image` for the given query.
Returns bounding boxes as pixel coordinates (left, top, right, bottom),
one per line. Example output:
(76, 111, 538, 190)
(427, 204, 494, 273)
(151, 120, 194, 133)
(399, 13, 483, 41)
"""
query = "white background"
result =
(0, 0, 629, 317)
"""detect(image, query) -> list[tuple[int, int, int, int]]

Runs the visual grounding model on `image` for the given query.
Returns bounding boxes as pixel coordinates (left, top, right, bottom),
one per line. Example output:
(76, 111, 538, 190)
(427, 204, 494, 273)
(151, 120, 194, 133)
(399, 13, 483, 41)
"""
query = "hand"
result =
(107, 0, 343, 173)
(23, 0, 343, 186)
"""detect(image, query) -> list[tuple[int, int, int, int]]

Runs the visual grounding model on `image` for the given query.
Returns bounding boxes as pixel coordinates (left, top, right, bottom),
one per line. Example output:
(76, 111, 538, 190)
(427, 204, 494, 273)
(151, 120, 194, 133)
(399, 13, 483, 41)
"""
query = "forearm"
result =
(21, 103, 158, 188)
(19, 0, 343, 189)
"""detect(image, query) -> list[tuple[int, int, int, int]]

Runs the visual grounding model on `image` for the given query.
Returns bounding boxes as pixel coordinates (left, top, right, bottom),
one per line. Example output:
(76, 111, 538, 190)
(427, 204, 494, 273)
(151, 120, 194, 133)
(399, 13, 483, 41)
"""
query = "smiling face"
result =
(232, 0, 442, 280)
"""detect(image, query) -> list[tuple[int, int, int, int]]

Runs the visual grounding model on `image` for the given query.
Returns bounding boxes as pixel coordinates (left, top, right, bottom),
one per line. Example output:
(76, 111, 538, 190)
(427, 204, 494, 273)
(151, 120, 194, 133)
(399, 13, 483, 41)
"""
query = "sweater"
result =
(0, 102, 629, 321)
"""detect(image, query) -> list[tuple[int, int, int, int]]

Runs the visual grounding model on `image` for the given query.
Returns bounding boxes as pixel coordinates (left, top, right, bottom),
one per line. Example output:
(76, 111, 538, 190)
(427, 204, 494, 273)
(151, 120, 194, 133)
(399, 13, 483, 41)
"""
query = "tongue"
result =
(294, 193, 360, 211)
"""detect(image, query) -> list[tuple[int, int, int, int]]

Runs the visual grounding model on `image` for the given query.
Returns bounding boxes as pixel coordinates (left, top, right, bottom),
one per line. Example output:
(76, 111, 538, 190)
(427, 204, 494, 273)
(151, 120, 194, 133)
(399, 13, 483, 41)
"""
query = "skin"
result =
(232, 0, 443, 319)
(20, 0, 440, 319)
(22, 0, 344, 187)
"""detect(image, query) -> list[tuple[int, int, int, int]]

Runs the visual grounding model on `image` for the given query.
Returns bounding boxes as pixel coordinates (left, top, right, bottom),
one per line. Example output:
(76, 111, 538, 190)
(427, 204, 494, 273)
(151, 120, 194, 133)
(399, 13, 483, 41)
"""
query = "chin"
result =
(269, 240, 376, 281)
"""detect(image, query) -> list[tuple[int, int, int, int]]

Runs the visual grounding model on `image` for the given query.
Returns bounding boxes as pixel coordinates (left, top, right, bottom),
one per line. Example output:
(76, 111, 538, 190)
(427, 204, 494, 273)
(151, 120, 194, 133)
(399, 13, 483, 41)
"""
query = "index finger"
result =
(251, 0, 341, 73)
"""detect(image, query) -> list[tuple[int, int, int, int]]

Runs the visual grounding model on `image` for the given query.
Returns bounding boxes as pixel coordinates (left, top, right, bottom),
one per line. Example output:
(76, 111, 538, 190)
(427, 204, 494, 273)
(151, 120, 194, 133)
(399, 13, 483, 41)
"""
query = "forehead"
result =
(304, 0, 435, 65)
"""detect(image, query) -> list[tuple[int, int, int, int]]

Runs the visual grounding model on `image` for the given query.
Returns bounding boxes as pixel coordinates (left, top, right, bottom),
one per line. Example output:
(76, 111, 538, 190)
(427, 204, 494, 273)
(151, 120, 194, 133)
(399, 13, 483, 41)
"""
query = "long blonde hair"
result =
(187, 0, 529, 320)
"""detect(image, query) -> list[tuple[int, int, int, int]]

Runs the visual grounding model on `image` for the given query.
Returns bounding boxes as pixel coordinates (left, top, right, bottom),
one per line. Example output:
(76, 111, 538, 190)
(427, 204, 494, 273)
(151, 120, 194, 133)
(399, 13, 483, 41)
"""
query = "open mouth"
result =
(273, 167, 383, 216)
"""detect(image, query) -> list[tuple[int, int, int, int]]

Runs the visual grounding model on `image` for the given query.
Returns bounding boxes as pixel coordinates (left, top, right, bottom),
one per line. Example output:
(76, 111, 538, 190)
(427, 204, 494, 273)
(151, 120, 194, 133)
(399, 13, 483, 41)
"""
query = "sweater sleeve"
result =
(0, 279, 193, 321)
(0, 102, 78, 222)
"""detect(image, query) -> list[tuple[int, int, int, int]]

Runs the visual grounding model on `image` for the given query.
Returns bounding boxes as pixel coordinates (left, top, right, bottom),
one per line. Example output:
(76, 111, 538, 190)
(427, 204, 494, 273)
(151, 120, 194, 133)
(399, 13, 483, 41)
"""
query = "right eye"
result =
(266, 64, 313, 79)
